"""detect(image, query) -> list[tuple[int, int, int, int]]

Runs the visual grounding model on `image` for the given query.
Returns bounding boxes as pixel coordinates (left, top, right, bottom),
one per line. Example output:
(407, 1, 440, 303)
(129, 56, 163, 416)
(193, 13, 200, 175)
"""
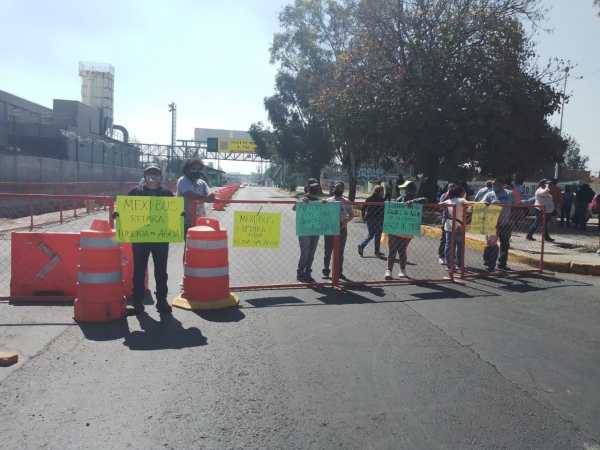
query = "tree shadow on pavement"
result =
(195, 308, 246, 323)
(123, 312, 207, 350)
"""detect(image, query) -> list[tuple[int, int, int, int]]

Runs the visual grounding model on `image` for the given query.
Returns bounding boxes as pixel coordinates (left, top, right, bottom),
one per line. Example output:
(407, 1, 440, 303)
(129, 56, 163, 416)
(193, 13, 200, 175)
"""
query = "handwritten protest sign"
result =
(233, 211, 281, 248)
(295, 202, 340, 236)
(468, 203, 502, 235)
(116, 196, 184, 243)
(383, 202, 423, 236)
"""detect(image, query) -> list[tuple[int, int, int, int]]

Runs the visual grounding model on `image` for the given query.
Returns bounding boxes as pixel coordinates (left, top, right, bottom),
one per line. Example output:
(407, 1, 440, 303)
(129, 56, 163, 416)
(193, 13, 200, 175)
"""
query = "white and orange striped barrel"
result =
(74, 219, 126, 322)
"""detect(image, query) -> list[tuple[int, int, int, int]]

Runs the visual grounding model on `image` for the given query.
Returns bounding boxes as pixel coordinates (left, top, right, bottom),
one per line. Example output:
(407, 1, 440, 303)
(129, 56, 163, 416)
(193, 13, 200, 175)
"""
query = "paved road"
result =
(1, 187, 599, 449)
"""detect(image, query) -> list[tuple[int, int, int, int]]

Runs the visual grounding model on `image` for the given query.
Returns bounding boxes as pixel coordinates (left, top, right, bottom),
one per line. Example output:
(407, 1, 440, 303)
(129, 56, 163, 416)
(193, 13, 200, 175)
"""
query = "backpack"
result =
(591, 193, 600, 214)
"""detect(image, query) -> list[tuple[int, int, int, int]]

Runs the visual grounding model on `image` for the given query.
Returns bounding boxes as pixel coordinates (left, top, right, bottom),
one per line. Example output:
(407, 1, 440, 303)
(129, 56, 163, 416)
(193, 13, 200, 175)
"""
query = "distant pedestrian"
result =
(358, 185, 385, 258)
(176, 159, 215, 235)
(323, 182, 353, 280)
(385, 181, 427, 280)
(526, 180, 554, 242)
(560, 185, 573, 227)
(474, 180, 494, 202)
(294, 178, 322, 283)
(574, 183, 595, 231)
(126, 164, 174, 315)
(437, 183, 455, 265)
(481, 179, 515, 271)
(440, 185, 466, 272)
(548, 179, 563, 219)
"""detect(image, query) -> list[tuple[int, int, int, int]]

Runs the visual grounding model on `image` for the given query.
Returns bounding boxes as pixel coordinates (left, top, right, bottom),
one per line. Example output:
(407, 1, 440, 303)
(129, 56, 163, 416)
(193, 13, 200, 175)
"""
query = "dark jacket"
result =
(362, 194, 385, 223)
(128, 186, 174, 197)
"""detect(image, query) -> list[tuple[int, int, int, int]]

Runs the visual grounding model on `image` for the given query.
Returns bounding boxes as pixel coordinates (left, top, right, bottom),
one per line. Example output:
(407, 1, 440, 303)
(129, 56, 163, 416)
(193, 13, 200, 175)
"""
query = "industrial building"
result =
(0, 62, 141, 182)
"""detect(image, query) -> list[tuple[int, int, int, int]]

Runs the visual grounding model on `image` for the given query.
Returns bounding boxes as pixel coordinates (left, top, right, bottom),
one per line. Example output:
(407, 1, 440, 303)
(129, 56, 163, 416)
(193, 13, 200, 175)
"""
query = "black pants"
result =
(438, 224, 446, 258)
(324, 228, 348, 275)
(497, 225, 512, 268)
(132, 243, 169, 303)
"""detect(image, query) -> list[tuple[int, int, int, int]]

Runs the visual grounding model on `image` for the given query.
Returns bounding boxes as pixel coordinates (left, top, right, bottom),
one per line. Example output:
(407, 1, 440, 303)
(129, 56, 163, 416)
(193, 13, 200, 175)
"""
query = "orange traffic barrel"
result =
(173, 218, 239, 310)
(74, 219, 126, 322)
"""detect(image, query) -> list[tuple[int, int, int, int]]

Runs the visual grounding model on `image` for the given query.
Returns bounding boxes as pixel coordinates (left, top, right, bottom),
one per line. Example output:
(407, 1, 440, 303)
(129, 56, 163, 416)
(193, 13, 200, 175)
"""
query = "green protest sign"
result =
(383, 202, 423, 236)
(295, 202, 340, 236)
(116, 196, 184, 243)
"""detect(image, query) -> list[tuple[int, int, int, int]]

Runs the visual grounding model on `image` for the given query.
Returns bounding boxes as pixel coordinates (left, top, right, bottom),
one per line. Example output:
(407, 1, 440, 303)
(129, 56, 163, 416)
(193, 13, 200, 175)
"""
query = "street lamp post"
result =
(168, 102, 177, 168)
(555, 67, 570, 179)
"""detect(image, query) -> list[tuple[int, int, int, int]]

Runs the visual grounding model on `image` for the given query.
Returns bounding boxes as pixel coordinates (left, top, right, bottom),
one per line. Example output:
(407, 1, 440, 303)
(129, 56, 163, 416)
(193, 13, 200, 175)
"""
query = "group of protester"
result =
(298, 173, 600, 283)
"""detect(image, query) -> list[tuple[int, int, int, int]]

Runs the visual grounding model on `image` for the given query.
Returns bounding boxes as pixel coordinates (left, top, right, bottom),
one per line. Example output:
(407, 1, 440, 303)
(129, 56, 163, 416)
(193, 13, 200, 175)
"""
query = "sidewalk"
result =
(424, 218, 600, 276)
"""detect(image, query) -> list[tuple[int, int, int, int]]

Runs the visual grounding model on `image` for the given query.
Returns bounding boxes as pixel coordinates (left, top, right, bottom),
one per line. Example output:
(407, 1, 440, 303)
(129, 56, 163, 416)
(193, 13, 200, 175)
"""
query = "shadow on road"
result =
(469, 272, 593, 294)
(123, 313, 207, 350)
(79, 312, 208, 350)
(195, 308, 246, 323)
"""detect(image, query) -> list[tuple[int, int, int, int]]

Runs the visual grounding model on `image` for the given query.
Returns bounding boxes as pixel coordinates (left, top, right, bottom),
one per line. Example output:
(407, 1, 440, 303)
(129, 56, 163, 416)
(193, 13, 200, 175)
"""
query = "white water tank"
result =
(79, 62, 114, 135)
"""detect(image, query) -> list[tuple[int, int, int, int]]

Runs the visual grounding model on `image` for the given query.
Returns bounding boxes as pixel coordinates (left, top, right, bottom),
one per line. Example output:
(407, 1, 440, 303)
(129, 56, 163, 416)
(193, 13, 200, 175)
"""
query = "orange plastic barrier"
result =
(74, 220, 126, 322)
(10, 232, 80, 300)
(212, 184, 240, 211)
(173, 218, 239, 310)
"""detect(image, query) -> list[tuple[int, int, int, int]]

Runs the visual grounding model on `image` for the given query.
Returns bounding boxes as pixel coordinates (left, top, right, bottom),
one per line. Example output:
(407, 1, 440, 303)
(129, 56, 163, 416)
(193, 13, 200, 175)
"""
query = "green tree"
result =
(563, 136, 590, 171)
(330, 0, 568, 197)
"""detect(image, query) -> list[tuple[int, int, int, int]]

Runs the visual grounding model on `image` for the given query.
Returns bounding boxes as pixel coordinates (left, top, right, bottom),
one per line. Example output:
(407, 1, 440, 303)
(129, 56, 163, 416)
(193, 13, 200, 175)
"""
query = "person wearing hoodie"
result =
(125, 164, 174, 315)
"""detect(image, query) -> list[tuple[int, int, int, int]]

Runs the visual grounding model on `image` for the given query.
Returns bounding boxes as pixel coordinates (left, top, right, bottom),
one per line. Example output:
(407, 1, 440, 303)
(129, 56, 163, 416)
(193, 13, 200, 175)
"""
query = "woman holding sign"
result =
(126, 164, 174, 315)
(385, 181, 426, 280)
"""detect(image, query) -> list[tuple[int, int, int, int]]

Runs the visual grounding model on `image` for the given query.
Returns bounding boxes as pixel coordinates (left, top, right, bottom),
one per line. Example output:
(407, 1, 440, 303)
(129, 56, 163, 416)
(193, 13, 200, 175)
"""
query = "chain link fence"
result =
(460, 203, 545, 278)
(0, 194, 114, 298)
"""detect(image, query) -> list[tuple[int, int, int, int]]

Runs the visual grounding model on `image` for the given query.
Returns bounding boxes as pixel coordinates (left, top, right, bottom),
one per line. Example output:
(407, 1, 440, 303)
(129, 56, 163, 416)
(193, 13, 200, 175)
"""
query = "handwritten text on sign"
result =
(295, 202, 340, 236)
(383, 202, 423, 236)
(116, 196, 184, 243)
(233, 211, 281, 248)
(468, 204, 502, 235)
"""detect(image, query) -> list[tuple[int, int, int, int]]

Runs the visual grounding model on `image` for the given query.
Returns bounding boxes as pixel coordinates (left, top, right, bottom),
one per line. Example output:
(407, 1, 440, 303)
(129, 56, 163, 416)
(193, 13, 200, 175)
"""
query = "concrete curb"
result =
(421, 225, 600, 276)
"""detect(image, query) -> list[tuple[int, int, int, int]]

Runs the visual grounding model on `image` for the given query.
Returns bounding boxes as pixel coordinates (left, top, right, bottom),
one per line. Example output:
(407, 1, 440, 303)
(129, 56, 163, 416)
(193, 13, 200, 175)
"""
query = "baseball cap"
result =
(144, 164, 162, 174)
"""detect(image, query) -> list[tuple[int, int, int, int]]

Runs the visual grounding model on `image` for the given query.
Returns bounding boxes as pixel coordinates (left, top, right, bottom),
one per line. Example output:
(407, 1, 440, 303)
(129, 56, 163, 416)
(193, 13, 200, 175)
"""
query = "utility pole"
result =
(168, 102, 177, 169)
(555, 67, 570, 179)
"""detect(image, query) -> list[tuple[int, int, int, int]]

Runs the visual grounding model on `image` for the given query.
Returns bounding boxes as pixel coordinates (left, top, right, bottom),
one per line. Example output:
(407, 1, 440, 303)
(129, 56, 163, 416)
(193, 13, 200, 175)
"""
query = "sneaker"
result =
(131, 302, 145, 315)
(357, 245, 364, 257)
(546, 237, 555, 242)
(156, 300, 172, 314)
(397, 269, 407, 278)
(304, 276, 316, 283)
(385, 269, 393, 280)
(375, 251, 385, 258)
(498, 265, 511, 271)
(438, 257, 446, 265)
(485, 266, 495, 272)
(339, 274, 349, 281)
(297, 274, 306, 282)
(322, 269, 331, 279)
(526, 236, 535, 241)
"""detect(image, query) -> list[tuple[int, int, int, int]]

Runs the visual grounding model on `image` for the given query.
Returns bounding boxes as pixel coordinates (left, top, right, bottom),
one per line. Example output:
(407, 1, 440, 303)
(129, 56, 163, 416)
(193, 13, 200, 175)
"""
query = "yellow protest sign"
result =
(233, 211, 281, 248)
(469, 204, 502, 235)
(116, 196, 184, 243)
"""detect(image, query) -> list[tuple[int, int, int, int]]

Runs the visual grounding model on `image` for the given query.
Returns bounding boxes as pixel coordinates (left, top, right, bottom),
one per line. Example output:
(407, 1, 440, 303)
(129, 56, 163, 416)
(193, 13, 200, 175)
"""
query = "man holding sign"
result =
(121, 164, 175, 315)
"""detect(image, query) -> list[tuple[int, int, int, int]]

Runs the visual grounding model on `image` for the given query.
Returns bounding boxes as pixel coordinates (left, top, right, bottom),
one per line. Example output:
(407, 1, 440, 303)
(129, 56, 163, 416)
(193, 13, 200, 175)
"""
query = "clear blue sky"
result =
(1, 0, 599, 175)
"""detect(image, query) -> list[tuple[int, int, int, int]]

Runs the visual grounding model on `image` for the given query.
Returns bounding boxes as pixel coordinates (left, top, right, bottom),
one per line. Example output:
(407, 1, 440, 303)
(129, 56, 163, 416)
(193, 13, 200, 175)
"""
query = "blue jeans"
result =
(527, 209, 551, 239)
(359, 221, 383, 253)
(444, 229, 463, 269)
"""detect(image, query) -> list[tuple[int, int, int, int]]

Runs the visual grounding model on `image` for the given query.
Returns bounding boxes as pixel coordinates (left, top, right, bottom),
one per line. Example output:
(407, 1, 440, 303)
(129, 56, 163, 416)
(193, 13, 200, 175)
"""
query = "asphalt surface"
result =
(1, 186, 599, 449)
